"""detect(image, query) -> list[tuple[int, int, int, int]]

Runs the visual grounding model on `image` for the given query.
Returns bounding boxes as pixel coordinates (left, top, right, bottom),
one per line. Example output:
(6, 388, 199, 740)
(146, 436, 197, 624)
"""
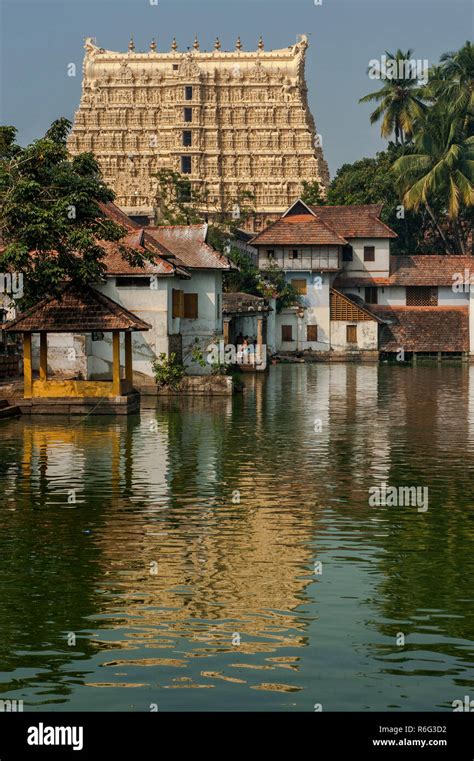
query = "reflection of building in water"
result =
(4, 364, 474, 698)
(13, 405, 315, 655)
(95, 398, 316, 653)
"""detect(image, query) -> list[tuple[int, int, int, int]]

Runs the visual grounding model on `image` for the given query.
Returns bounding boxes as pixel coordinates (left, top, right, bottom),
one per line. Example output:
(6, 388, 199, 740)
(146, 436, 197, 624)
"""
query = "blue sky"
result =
(1, 0, 472, 178)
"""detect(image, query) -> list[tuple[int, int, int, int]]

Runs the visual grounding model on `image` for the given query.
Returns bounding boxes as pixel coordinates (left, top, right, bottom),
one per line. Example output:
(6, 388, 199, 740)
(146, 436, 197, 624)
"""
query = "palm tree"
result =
(360, 49, 426, 144)
(392, 107, 474, 253)
(426, 42, 473, 132)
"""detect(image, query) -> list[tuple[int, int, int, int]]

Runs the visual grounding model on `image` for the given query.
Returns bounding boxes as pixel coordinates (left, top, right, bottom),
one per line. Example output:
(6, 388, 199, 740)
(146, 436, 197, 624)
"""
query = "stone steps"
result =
(0, 399, 21, 419)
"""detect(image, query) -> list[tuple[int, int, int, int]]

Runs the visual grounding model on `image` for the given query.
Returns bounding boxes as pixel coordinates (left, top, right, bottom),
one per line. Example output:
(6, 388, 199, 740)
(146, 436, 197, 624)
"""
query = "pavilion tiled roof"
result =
(146, 225, 233, 269)
(311, 204, 397, 239)
(250, 213, 347, 246)
(372, 306, 469, 352)
(5, 284, 151, 333)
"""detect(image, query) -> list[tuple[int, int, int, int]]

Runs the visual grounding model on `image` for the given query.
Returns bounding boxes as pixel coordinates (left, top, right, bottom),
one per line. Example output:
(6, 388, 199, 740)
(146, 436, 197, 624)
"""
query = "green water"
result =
(0, 364, 473, 711)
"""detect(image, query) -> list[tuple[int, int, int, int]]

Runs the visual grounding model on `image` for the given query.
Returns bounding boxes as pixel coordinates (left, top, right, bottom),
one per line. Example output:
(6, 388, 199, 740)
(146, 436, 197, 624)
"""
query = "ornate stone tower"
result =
(68, 35, 329, 230)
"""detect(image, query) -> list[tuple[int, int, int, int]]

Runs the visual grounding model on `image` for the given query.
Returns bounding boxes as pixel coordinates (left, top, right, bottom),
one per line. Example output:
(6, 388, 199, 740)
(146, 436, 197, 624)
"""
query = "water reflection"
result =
(0, 364, 473, 710)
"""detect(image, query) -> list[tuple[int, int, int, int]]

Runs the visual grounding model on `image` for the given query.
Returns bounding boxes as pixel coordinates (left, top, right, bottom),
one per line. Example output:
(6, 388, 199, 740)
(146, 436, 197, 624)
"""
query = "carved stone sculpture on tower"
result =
(68, 35, 329, 230)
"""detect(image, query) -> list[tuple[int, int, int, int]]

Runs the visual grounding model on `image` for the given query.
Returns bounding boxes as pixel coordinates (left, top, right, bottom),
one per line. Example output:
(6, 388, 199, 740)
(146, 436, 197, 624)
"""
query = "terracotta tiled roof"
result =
(388, 255, 474, 286)
(98, 232, 190, 277)
(223, 292, 272, 314)
(5, 284, 151, 333)
(1, 201, 190, 281)
(334, 255, 474, 288)
(146, 225, 232, 270)
(333, 275, 392, 287)
(97, 201, 141, 231)
(310, 204, 397, 239)
(372, 306, 469, 352)
(250, 213, 347, 246)
(97, 202, 192, 278)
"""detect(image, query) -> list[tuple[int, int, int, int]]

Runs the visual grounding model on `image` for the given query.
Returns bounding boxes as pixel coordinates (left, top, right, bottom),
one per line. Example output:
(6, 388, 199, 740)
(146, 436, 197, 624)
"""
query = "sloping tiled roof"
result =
(97, 201, 141, 231)
(334, 255, 474, 288)
(388, 255, 474, 286)
(311, 204, 397, 239)
(6, 284, 151, 333)
(250, 213, 347, 246)
(372, 306, 469, 352)
(333, 275, 392, 287)
(97, 203, 191, 278)
(146, 225, 232, 269)
(98, 232, 190, 277)
(223, 292, 272, 314)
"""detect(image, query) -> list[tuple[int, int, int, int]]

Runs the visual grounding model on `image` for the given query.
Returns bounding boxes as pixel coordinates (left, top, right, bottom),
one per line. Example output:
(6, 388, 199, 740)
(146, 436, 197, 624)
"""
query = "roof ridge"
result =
(309, 212, 348, 244)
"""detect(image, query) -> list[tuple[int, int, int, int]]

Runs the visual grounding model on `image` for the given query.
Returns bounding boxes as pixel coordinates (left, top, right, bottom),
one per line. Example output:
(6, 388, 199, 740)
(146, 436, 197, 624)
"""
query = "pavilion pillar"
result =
(39, 333, 48, 382)
(23, 333, 33, 398)
(124, 332, 133, 384)
(112, 331, 121, 396)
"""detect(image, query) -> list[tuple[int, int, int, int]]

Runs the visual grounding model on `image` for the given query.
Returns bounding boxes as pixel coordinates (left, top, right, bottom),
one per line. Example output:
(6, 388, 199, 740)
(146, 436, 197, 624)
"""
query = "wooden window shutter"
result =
(172, 289, 179, 319)
(172, 289, 184, 319)
(291, 279, 307, 295)
(307, 325, 318, 342)
(184, 293, 198, 319)
(282, 325, 293, 342)
(364, 246, 375, 262)
(346, 324, 357, 343)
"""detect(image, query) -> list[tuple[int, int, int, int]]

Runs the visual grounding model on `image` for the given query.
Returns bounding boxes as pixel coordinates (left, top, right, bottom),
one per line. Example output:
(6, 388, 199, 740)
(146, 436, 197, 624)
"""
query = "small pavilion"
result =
(6, 284, 151, 414)
(222, 292, 272, 372)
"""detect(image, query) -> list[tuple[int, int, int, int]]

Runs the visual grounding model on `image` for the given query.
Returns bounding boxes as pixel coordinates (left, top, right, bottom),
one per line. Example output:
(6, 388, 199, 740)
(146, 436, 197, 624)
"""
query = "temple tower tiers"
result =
(68, 35, 330, 230)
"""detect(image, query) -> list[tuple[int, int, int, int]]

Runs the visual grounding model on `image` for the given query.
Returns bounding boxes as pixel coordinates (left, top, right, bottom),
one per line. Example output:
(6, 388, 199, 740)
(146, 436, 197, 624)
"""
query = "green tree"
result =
(436, 41, 474, 129)
(392, 108, 474, 253)
(300, 180, 326, 206)
(359, 49, 426, 144)
(328, 145, 429, 254)
(0, 119, 145, 308)
(153, 168, 255, 231)
(153, 169, 204, 225)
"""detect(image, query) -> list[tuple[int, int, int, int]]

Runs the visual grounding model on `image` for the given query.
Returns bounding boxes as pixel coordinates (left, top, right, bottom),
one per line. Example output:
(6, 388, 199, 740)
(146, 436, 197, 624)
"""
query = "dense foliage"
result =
(356, 42, 473, 254)
(0, 119, 146, 308)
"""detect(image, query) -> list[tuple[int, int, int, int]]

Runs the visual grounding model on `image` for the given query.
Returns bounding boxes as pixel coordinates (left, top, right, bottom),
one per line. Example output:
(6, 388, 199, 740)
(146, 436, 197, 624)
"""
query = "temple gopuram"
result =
(68, 34, 329, 231)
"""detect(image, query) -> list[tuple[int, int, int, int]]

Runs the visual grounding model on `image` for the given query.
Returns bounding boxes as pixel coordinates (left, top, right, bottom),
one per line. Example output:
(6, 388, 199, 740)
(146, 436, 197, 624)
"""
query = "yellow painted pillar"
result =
(23, 333, 33, 398)
(124, 332, 133, 384)
(112, 331, 121, 396)
(39, 333, 48, 382)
